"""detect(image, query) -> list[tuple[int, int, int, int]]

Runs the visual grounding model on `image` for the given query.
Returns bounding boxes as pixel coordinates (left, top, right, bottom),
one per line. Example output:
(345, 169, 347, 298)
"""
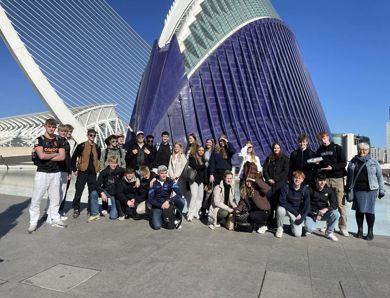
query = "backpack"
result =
(162, 204, 182, 229)
(155, 142, 173, 152)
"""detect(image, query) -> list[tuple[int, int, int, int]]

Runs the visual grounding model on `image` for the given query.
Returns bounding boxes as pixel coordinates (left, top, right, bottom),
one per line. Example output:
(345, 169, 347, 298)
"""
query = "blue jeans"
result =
(305, 209, 340, 234)
(90, 190, 118, 219)
(150, 196, 185, 230)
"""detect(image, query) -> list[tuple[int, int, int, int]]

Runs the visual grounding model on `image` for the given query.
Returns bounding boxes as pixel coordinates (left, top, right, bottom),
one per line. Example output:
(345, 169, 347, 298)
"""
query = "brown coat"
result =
(78, 141, 100, 172)
(237, 178, 271, 212)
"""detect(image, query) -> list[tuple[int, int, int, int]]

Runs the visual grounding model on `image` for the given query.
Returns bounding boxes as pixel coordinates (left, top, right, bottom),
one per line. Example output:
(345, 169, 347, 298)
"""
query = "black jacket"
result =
(308, 185, 338, 218)
(125, 142, 154, 170)
(58, 138, 71, 173)
(153, 142, 172, 168)
(289, 148, 316, 185)
(116, 177, 143, 205)
(316, 142, 346, 178)
(189, 155, 207, 185)
(263, 155, 289, 191)
(95, 166, 124, 196)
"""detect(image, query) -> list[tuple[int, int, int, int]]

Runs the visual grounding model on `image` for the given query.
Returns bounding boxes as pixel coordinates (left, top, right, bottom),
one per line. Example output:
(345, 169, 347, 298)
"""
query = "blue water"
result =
(1, 168, 390, 236)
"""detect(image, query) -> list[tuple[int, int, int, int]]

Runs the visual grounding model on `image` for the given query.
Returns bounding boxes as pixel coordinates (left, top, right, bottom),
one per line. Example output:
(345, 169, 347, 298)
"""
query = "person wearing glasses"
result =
(125, 131, 154, 171)
(100, 135, 126, 169)
(71, 129, 101, 218)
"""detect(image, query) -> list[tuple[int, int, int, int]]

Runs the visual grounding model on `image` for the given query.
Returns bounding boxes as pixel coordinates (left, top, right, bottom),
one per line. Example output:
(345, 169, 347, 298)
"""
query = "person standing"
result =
(187, 146, 207, 221)
(28, 118, 66, 233)
(316, 131, 348, 236)
(125, 131, 154, 171)
(289, 134, 316, 186)
(209, 134, 236, 186)
(167, 142, 187, 197)
(153, 131, 172, 170)
(346, 142, 385, 240)
(71, 129, 101, 218)
(238, 141, 262, 183)
(100, 135, 126, 169)
(56, 124, 72, 219)
(263, 143, 289, 228)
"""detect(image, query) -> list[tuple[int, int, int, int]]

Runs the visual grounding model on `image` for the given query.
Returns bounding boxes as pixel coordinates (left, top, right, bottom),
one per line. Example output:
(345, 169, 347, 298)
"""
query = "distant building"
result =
(370, 147, 387, 164)
(387, 108, 390, 162)
(332, 133, 370, 162)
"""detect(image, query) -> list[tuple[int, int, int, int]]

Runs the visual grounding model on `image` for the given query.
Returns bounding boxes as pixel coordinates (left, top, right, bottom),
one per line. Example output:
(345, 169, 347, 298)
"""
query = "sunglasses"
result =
(147, 139, 154, 143)
(89, 134, 96, 137)
(111, 140, 118, 143)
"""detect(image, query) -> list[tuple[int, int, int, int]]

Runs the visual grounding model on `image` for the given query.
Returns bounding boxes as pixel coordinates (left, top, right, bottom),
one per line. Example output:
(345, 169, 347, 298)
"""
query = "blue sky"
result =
(0, 0, 389, 147)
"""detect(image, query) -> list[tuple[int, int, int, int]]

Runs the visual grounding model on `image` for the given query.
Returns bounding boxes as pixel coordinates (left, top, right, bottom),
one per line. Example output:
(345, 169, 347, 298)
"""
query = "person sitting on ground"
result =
(148, 165, 185, 230)
(100, 135, 126, 169)
(275, 170, 310, 238)
(139, 165, 158, 213)
(208, 170, 237, 231)
(235, 175, 271, 234)
(305, 173, 340, 241)
(116, 168, 144, 220)
(88, 156, 124, 222)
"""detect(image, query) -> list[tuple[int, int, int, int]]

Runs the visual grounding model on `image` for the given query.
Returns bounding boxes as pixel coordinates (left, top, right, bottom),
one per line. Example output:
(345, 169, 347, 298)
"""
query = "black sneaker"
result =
(72, 209, 80, 218)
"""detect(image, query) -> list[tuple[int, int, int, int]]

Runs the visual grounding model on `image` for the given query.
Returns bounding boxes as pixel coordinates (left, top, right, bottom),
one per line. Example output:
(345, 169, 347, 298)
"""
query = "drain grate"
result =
(21, 263, 99, 292)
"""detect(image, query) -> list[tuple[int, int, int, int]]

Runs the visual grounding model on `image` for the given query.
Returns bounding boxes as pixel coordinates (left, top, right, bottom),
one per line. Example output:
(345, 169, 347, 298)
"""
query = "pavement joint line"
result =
(257, 269, 267, 298)
(339, 281, 347, 298)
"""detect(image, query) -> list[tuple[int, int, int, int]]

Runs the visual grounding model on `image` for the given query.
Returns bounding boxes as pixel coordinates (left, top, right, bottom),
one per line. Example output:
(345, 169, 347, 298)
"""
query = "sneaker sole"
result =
(51, 224, 67, 228)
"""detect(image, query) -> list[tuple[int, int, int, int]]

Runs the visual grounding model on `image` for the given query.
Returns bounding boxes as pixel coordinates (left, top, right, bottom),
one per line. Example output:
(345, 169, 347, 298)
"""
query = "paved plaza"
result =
(0, 194, 389, 298)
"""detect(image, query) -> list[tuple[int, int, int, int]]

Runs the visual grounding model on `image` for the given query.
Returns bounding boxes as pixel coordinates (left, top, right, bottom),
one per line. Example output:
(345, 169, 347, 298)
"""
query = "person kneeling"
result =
(305, 173, 340, 241)
(88, 156, 124, 222)
(235, 175, 271, 233)
(276, 170, 310, 238)
(148, 165, 185, 230)
(208, 170, 237, 230)
(116, 168, 144, 220)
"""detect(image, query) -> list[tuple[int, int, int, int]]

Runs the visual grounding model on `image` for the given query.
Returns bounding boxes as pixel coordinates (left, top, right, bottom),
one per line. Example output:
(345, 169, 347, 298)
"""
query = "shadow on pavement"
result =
(0, 198, 30, 239)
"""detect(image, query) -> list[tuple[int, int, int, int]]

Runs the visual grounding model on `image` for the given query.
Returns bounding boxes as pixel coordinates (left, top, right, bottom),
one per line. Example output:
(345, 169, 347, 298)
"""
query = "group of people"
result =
(28, 119, 385, 241)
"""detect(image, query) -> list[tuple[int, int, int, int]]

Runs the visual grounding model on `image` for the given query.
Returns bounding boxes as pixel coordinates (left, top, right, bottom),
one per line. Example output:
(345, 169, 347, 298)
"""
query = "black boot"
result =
(356, 226, 363, 238)
(366, 228, 374, 241)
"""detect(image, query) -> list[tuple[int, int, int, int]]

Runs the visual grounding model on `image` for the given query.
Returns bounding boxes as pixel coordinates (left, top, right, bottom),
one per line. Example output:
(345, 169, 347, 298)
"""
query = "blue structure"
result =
(131, 0, 330, 160)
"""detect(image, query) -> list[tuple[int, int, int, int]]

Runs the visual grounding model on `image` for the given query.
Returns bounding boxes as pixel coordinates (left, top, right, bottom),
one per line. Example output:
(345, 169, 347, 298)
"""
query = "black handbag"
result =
(182, 162, 197, 182)
(235, 221, 253, 233)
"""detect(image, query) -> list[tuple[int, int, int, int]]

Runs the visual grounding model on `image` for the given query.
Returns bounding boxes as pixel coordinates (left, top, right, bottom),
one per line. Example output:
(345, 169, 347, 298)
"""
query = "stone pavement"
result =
(0, 194, 389, 298)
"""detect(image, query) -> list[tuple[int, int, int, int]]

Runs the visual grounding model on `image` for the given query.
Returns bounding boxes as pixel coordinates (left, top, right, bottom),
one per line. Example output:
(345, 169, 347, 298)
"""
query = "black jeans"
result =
(72, 172, 97, 211)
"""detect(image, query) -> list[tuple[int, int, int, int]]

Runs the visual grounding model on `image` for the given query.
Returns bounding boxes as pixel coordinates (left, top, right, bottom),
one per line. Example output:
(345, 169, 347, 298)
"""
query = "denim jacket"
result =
(346, 156, 385, 195)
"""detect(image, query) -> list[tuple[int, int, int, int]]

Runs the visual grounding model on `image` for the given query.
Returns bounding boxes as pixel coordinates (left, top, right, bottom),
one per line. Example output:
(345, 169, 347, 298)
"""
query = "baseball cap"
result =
(136, 131, 144, 136)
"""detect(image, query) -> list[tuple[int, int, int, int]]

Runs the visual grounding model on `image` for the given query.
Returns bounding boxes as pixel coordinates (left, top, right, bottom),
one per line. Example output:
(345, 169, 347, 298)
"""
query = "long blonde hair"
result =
(246, 141, 257, 163)
(172, 142, 183, 160)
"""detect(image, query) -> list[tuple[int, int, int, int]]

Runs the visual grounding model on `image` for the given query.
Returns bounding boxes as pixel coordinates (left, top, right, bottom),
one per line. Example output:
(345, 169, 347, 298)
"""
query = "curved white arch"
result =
(0, 3, 85, 143)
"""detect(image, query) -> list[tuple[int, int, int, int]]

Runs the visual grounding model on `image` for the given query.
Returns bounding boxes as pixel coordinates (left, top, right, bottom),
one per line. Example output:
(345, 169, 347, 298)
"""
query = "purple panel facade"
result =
(131, 18, 330, 162)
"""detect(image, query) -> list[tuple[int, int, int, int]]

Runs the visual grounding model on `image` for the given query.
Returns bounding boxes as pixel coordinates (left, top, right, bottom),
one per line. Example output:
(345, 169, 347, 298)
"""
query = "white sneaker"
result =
(87, 215, 100, 222)
(319, 227, 326, 233)
(256, 226, 268, 234)
(27, 225, 37, 233)
(118, 216, 125, 221)
(101, 210, 108, 216)
(339, 229, 349, 237)
(60, 216, 68, 221)
(208, 224, 220, 230)
(51, 220, 67, 228)
(275, 227, 283, 238)
(326, 232, 339, 241)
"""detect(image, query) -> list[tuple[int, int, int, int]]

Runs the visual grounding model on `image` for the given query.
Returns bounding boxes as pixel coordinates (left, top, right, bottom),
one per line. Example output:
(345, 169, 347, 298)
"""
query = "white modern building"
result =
(387, 120, 390, 163)
(0, 0, 150, 145)
(0, 105, 123, 149)
(370, 147, 387, 164)
(332, 133, 370, 162)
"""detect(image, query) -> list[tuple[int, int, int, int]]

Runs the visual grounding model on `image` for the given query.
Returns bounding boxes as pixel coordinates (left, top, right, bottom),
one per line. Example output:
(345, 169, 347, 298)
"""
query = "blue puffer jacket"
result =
(148, 177, 182, 209)
(346, 156, 385, 196)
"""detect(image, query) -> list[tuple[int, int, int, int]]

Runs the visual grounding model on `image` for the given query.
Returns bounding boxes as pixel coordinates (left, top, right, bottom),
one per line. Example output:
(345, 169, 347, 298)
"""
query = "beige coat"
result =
(208, 180, 237, 225)
(168, 153, 187, 194)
